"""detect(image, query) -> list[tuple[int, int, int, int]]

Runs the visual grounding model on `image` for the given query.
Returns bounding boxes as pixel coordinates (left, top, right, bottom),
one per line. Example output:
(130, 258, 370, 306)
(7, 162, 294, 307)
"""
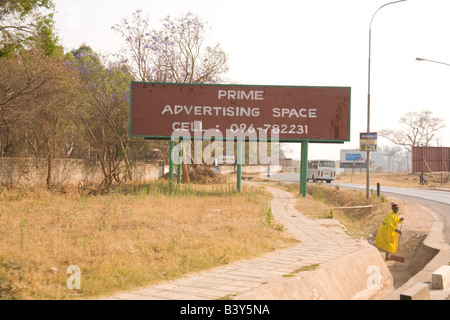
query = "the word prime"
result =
(218, 90, 264, 101)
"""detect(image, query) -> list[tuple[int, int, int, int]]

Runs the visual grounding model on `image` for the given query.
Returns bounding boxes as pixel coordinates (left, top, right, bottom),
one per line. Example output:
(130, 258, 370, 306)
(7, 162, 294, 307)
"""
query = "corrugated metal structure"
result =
(412, 146, 450, 173)
(280, 158, 293, 171)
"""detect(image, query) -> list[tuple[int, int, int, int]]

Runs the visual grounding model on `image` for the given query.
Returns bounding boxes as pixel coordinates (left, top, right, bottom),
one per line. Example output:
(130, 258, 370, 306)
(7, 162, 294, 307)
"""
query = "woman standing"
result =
(375, 203, 404, 260)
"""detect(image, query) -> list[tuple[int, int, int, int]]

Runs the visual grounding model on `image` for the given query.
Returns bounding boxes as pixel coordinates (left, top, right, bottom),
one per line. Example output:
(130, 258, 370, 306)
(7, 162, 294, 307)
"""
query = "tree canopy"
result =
(0, 8, 230, 188)
(112, 10, 228, 83)
(0, 0, 58, 56)
(379, 110, 446, 152)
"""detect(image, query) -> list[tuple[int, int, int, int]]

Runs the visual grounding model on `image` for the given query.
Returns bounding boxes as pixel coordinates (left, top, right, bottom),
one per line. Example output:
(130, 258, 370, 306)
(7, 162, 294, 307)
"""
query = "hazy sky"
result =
(52, 0, 450, 160)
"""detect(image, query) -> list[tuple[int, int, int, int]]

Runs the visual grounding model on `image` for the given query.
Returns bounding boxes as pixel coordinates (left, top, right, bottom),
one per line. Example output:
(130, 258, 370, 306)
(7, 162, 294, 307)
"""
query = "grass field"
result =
(0, 181, 297, 300)
(336, 171, 449, 189)
(1, 171, 444, 300)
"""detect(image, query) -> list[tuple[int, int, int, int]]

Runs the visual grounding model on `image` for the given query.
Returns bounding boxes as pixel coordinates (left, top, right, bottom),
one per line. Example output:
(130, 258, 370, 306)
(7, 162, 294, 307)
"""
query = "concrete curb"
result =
(236, 246, 393, 300)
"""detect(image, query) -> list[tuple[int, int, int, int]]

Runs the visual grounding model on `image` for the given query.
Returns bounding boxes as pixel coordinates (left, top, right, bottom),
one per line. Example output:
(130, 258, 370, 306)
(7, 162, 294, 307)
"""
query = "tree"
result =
(381, 145, 403, 172)
(0, 48, 76, 186)
(65, 46, 133, 190)
(112, 10, 229, 83)
(0, 0, 58, 57)
(112, 11, 229, 182)
(379, 110, 446, 152)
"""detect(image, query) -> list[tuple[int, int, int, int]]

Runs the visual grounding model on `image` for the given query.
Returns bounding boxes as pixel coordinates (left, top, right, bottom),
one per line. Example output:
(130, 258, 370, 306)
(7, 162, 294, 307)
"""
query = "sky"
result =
(52, 0, 450, 161)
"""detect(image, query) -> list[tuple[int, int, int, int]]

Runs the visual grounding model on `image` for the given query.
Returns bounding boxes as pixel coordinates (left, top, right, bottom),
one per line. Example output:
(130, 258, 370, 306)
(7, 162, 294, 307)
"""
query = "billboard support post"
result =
(169, 139, 175, 190)
(300, 141, 309, 198)
(237, 139, 243, 193)
(177, 139, 183, 185)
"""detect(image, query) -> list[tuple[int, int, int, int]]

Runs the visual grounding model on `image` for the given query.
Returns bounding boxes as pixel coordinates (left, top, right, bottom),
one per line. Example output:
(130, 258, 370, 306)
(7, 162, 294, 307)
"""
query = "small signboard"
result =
(360, 133, 377, 151)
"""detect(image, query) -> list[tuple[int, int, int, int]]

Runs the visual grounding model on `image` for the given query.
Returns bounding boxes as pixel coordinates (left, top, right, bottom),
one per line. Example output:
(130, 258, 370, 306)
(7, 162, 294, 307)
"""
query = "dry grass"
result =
(336, 171, 449, 189)
(275, 181, 391, 239)
(307, 184, 391, 239)
(0, 181, 296, 300)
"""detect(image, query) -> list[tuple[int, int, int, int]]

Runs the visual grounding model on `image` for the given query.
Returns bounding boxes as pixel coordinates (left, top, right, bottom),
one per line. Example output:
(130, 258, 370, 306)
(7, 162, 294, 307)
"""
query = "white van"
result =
(307, 160, 336, 183)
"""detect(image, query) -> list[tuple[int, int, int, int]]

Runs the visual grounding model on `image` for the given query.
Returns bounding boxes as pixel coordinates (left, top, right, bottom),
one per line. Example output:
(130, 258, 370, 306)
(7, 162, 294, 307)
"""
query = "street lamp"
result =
(366, 0, 407, 199)
(416, 57, 450, 67)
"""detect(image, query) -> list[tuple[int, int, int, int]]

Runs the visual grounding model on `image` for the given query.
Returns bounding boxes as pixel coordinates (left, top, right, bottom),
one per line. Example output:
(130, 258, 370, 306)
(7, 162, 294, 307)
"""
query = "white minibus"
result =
(307, 160, 336, 183)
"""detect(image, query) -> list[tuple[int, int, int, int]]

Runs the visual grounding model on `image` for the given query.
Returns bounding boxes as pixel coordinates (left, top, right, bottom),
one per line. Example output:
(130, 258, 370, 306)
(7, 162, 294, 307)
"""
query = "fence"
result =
(412, 147, 450, 173)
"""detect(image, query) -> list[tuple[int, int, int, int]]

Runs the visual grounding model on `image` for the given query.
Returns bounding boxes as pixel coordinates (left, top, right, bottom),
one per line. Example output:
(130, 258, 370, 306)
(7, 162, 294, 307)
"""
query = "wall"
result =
(0, 158, 280, 186)
(412, 146, 450, 173)
(211, 165, 282, 175)
(0, 158, 160, 186)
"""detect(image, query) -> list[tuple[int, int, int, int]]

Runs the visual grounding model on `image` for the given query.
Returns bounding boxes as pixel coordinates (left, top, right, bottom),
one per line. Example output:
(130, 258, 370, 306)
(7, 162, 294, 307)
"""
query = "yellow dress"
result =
(375, 210, 401, 254)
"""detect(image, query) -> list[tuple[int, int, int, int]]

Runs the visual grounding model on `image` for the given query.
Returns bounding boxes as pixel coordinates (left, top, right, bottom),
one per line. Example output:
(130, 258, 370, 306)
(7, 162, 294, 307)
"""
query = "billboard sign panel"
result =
(412, 146, 450, 173)
(346, 154, 364, 161)
(129, 82, 351, 142)
(340, 149, 366, 169)
(360, 133, 378, 151)
(340, 149, 366, 163)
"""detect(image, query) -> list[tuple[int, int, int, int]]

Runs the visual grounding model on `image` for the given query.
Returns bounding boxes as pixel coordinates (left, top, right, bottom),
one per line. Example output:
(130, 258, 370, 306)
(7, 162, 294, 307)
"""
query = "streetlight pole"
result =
(366, 0, 407, 199)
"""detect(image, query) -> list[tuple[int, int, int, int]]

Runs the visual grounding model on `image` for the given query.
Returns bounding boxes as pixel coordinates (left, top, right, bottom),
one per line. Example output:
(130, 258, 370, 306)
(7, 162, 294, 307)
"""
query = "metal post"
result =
(169, 139, 175, 190)
(367, 11, 373, 200)
(366, 150, 371, 199)
(367, 0, 407, 199)
(300, 141, 309, 198)
(177, 139, 183, 185)
(237, 139, 243, 193)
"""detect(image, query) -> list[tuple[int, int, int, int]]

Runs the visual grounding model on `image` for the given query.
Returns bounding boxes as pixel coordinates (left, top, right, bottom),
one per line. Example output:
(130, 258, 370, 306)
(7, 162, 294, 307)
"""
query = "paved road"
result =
(265, 172, 450, 242)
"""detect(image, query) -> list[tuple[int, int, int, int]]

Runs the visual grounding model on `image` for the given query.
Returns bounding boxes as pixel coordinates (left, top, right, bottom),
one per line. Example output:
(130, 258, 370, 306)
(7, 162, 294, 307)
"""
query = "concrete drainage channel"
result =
(236, 235, 447, 300)
(383, 206, 450, 300)
(237, 246, 394, 300)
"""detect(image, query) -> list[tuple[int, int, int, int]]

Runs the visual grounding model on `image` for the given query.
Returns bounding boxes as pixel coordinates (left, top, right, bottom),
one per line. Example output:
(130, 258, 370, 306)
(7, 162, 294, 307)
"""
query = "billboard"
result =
(412, 146, 450, 173)
(360, 133, 378, 151)
(129, 82, 351, 142)
(340, 149, 366, 169)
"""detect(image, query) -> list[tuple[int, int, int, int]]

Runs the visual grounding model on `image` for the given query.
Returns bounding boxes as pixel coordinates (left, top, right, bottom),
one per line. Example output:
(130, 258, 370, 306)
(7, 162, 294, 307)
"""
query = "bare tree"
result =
(381, 145, 402, 172)
(112, 10, 228, 83)
(379, 110, 446, 152)
(112, 11, 229, 182)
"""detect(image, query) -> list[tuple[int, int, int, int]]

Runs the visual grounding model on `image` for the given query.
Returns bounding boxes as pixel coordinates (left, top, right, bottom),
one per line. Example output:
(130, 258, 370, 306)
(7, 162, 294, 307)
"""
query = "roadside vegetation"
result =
(274, 181, 391, 239)
(0, 181, 297, 300)
(336, 171, 449, 189)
